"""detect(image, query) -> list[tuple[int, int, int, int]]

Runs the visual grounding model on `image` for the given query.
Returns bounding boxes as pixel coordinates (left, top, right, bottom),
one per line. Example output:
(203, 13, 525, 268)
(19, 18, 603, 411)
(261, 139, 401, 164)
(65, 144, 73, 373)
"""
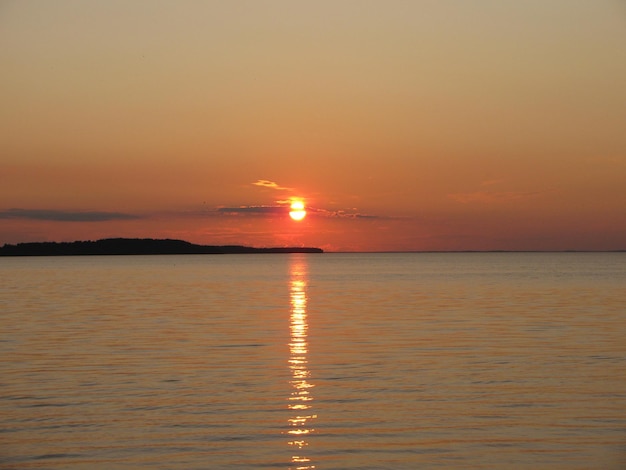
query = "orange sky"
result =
(1, 1, 625, 251)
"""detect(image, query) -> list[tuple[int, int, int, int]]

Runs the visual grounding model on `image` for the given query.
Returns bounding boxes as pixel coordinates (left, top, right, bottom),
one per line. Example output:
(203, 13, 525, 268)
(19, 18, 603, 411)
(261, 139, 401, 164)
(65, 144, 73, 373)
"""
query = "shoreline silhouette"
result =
(0, 238, 323, 256)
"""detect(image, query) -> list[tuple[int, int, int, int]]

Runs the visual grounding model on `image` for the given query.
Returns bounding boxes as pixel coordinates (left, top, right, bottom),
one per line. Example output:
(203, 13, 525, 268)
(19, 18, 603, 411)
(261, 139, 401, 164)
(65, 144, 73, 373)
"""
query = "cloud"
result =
(216, 205, 386, 219)
(217, 205, 288, 215)
(252, 180, 292, 191)
(0, 208, 142, 222)
(307, 207, 385, 219)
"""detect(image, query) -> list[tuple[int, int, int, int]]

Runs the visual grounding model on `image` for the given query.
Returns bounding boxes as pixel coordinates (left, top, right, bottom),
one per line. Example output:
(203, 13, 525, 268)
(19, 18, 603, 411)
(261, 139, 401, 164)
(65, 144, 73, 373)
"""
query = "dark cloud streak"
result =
(217, 205, 386, 219)
(217, 206, 288, 215)
(307, 207, 384, 219)
(0, 208, 142, 222)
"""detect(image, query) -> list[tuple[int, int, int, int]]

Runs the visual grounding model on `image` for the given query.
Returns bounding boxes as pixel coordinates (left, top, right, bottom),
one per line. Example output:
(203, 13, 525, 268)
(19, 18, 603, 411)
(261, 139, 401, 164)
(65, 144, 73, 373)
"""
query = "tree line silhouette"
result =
(0, 238, 323, 256)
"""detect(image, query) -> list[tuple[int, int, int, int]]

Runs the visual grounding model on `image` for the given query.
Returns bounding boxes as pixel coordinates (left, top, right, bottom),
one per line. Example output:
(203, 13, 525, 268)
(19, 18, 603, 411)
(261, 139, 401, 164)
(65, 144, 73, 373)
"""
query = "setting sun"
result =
(289, 200, 306, 221)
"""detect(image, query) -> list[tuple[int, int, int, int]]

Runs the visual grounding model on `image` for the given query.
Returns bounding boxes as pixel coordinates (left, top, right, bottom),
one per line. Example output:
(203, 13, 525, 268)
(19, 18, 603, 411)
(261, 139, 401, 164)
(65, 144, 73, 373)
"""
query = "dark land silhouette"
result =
(0, 238, 323, 256)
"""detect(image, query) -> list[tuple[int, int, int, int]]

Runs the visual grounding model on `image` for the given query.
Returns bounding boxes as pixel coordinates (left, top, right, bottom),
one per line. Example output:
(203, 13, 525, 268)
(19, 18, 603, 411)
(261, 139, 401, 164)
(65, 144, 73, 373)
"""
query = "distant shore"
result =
(0, 238, 324, 256)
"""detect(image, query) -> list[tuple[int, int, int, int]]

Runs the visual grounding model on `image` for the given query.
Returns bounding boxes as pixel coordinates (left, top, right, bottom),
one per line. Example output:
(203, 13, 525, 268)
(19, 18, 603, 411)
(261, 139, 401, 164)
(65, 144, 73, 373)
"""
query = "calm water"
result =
(1, 253, 625, 469)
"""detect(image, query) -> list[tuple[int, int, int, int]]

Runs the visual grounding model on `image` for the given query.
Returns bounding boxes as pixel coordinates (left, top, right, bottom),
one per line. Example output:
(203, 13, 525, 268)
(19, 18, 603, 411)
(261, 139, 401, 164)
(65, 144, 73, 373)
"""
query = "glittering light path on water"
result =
(287, 255, 316, 469)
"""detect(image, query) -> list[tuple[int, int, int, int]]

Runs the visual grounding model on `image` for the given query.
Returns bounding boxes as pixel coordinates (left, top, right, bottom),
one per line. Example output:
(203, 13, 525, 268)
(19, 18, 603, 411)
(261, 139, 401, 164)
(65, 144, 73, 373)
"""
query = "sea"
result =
(1, 252, 625, 469)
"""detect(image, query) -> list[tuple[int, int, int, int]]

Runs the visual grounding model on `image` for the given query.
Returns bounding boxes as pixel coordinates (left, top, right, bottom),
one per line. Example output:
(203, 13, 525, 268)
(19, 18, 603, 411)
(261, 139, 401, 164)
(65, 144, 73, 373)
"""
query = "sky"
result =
(1, 0, 625, 252)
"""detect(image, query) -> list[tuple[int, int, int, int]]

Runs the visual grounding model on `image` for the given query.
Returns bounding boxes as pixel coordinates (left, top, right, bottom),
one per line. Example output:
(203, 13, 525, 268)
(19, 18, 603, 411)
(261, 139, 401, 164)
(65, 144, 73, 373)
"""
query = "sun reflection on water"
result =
(287, 255, 316, 469)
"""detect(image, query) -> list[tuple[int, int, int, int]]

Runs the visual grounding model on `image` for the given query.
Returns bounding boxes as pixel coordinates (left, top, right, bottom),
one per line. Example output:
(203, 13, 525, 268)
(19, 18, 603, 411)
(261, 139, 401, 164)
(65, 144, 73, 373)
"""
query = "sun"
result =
(289, 200, 306, 221)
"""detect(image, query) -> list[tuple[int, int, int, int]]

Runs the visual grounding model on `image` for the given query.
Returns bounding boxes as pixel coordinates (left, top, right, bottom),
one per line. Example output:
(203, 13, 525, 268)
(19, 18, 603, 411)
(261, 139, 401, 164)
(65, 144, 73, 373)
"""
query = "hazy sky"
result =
(2, 0, 625, 251)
